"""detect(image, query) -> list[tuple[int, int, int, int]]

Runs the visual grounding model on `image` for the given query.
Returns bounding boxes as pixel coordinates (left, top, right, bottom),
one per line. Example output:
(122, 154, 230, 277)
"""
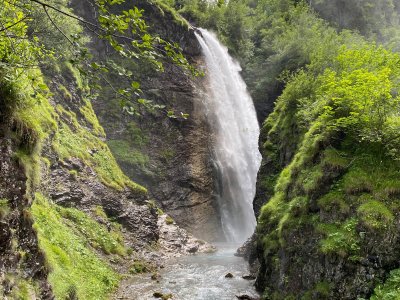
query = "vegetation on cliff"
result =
(177, 0, 400, 298)
(0, 0, 194, 298)
(4, 0, 400, 299)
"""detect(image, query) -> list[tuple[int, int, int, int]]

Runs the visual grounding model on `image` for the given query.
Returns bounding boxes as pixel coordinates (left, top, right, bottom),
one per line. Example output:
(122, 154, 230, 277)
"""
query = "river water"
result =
(117, 244, 259, 300)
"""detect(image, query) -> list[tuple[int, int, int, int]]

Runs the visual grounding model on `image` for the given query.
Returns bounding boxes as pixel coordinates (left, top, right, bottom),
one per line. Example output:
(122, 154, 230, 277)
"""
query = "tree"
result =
(0, 0, 197, 115)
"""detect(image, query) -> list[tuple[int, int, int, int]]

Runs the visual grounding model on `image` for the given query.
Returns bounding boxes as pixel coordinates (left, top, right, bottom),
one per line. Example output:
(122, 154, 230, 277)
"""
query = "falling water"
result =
(115, 29, 261, 300)
(195, 29, 262, 243)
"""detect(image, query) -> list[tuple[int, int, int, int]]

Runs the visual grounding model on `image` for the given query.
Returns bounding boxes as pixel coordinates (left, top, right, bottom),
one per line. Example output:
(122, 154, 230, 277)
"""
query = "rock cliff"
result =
(0, 1, 220, 298)
(75, 0, 224, 241)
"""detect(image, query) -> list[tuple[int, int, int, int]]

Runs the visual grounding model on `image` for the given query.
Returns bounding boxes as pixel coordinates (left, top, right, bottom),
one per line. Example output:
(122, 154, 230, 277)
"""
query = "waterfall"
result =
(195, 29, 262, 243)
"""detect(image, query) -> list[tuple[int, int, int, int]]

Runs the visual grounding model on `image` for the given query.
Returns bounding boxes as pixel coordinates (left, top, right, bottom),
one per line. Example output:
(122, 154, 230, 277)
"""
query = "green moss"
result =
(357, 200, 394, 230)
(31, 193, 120, 299)
(57, 205, 127, 256)
(53, 116, 146, 193)
(107, 139, 149, 168)
(129, 261, 149, 274)
(317, 218, 360, 258)
(80, 99, 106, 137)
(0, 198, 10, 219)
(165, 216, 174, 225)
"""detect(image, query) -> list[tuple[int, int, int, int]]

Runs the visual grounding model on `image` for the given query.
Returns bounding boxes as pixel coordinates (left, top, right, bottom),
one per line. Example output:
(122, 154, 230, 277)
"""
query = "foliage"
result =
(57, 205, 127, 256)
(310, 0, 400, 49)
(129, 260, 149, 274)
(80, 99, 106, 137)
(107, 139, 149, 169)
(372, 269, 400, 300)
(240, 1, 400, 296)
(1, 0, 197, 118)
(52, 106, 146, 192)
(317, 218, 360, 258)
(31, 193, 120, 299)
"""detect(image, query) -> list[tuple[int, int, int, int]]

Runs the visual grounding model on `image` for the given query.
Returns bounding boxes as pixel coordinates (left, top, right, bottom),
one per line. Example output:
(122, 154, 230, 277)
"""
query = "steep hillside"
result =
(74, 0, 224, 241)
(176, 0, 400, 298)
(0, 1, 215, 298)
(255, 44, 400, 299)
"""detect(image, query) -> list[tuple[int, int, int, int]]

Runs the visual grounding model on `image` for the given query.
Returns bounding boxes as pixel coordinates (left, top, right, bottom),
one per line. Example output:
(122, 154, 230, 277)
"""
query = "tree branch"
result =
(29, 0, 140, 43)
(0, 16, 29, 33)
(42, 5, 74, 46)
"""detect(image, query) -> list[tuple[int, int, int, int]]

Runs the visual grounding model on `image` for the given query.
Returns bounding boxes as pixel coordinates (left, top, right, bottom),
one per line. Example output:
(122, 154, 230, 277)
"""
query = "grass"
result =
(62, 62, 85, 91)
(0, 66, 57, 196)
(151, 0, 190, 29)
(58, 84, 73, 101)
(342, 167, 373, 195)
(5, 275, 38, 300)
(297, 164, 324, 194)
(357, 200, 394, 230)
(31, 193, 120, 299)
(94, 205, 108, 220)
(79, 99, 106, 137)
(317, 191, 350, 215)
(129, 261, 149, 274)
(52, 112, 146, 193)
(126, 122, 148, 147)
(107, 139, 149, 168)
(322, 147, 349, 170)
(10, 70, 58, 195)
(371, 268, 400, 300)
(317, 218, 360, 258)
(56, 205, 127, 256)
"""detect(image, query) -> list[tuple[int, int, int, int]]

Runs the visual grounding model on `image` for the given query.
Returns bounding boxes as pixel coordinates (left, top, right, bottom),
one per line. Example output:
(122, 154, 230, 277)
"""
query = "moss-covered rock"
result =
(254, 45, 400, 299)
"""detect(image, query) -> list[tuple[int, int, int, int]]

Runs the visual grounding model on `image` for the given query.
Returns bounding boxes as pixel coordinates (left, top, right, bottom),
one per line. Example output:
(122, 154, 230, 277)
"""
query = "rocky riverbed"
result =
(115, 244, 260, 300)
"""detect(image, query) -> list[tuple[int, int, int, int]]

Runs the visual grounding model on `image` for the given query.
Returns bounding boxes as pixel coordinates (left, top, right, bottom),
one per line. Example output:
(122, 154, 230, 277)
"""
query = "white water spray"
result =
(195, 29, 262, 243)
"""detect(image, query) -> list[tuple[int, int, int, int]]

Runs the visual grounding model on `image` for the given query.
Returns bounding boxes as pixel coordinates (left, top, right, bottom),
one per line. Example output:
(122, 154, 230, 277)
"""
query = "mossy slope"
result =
(31, 193, 122, 299)
(255, 44, 400, 299)
(0, 2, 150, 298)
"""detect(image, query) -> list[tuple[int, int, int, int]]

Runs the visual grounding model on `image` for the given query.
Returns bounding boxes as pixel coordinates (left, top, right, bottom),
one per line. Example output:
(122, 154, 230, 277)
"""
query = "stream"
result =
(117, 244, 259, 300)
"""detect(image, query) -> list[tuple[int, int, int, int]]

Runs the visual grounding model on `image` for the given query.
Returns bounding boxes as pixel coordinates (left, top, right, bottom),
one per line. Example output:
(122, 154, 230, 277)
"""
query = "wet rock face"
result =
(235, 234, 260, 276)
(71, 0, 224, 242)
(253, 221, 400, 300)
(0, 126, 53, 299)
(129, 66, 223, 242)
(46, 157, 159, 246)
